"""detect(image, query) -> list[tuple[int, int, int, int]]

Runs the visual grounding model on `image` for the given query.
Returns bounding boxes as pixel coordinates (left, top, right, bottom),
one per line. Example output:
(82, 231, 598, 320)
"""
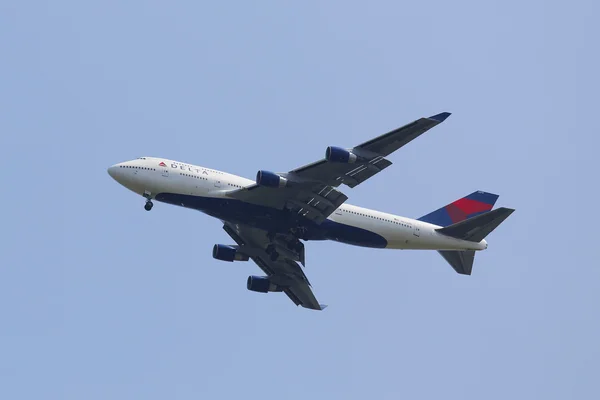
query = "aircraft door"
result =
(162, 168, 169, 177)
(413, 225, 420, 237)
(214, 179, 221, 188)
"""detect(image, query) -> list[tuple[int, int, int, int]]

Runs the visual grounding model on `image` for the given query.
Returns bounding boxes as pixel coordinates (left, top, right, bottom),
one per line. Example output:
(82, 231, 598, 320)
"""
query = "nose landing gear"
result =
(144, 201, 153, 211)
(143, 190, 153, 211)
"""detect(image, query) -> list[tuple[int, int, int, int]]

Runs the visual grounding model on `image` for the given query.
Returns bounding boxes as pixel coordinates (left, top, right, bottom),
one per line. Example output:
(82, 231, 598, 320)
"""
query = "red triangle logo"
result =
(159, 161, 166, 167)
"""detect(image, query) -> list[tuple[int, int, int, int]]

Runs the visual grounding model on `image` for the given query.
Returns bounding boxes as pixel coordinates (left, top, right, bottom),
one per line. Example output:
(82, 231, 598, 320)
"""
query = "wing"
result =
(223, 222, 327, 311)
(290, 112, 451, 187)
(228, 112, 451, 223)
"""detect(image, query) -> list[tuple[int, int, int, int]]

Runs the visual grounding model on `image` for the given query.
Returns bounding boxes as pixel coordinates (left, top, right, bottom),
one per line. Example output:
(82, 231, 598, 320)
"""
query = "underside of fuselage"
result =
(154, 192, 388, 248)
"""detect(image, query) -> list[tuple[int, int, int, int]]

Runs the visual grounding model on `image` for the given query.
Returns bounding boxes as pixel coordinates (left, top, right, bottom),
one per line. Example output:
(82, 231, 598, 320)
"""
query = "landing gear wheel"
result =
(270, 251, 279, 262)
(144, 201, 153, 211)
(266, 244, 279, 261)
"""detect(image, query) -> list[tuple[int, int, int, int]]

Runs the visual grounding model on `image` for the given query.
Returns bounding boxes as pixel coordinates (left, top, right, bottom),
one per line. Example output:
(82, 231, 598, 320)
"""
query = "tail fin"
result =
(436, 207, 515, 242)
(418, 191, 499, 227)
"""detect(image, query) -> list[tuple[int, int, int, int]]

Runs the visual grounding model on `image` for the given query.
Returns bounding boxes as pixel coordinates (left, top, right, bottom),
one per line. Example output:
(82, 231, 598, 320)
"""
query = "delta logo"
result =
(159, 161, 167, 167)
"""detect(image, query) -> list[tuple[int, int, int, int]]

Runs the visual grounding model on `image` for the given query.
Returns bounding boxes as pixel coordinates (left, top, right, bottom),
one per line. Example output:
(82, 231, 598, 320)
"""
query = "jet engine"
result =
(256, 170, 287, 188)
(246, 276, 283, 293)
(212, 244, 249, 262)
(325, 146, 358, 163)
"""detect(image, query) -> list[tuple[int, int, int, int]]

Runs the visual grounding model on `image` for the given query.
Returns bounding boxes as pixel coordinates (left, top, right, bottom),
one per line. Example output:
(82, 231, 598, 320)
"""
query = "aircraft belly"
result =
(358, 223, 485, 251)
(154, 193, 292, 229)
(384, 235, 484, 251)
(319, 220, 387, 248)
(152, 193, 483, 251)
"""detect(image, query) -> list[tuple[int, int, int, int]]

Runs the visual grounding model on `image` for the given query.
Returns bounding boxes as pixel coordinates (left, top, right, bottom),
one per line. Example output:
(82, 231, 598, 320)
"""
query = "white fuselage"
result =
(108, 157, 487, 252)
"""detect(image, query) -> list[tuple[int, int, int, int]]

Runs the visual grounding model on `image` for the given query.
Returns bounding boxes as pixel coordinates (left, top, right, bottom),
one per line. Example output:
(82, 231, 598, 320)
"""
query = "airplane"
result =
(107, 112, 514, 311)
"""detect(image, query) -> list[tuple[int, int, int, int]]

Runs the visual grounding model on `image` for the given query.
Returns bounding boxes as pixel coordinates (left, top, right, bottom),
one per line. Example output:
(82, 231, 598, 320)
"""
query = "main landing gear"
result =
(143, 190, 153, 211)
(264, 231, 304, 262)
(266, 244, 279, 262)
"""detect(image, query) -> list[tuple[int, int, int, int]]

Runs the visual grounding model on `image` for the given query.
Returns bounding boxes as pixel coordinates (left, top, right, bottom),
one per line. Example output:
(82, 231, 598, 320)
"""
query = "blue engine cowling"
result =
(247, 276, 282, 293)
(213, 244, 236, 261)
(213, 244, 249, 262)
(256, 170, 287, 188)
(325, 146, 357, 163)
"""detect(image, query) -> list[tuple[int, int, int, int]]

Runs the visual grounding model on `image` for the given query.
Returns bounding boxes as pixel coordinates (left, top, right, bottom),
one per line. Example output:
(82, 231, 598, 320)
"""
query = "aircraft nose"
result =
(107, 164, 119, 180)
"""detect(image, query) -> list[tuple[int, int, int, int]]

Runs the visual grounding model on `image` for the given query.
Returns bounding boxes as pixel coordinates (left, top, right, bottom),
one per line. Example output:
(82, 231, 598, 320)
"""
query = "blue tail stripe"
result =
(418, 208, 454, 226)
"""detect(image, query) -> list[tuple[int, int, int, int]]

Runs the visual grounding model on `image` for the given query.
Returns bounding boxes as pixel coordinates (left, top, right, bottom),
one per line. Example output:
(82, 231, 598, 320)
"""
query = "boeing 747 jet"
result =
(108, 112, 514, 310)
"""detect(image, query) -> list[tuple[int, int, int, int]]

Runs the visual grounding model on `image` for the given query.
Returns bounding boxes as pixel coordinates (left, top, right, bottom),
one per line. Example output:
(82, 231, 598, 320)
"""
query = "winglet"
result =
(428, 112, 451, 123)
(300, 303, 328, 311)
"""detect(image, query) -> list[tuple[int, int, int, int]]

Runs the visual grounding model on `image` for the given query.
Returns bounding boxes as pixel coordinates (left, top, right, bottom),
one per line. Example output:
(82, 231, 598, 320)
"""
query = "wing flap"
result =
(228, 181, 348, 224)
(336, 156, 393, 188)
(285, 284, 323, 310)
(287, 185, 348, 224)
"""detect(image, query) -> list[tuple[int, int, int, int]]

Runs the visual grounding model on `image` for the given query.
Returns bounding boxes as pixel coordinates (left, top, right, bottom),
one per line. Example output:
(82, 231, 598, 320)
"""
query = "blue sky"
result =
(1, 1, 599, 398)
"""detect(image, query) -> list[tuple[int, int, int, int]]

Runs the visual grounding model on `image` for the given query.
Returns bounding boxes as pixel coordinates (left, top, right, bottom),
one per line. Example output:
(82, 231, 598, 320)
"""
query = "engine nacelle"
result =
(247, 276, 283, 293)
(256, 170, 287, 188)
(325, 146, 358, 163)
(212, 244, 249, 262)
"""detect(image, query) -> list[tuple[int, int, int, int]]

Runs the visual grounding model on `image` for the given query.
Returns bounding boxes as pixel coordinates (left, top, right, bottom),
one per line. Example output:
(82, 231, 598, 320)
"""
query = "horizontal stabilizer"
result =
(439, 250, 475, 275)
(436, 207, 515, 242)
